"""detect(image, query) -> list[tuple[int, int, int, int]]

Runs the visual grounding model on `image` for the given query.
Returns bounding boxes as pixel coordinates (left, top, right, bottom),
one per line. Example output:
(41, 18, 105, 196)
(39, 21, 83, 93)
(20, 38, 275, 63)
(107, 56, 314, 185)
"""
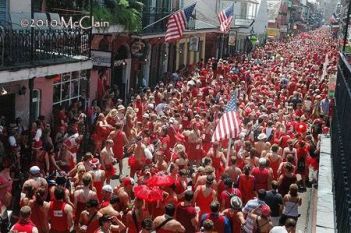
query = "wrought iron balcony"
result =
(0, 28, 90, 71)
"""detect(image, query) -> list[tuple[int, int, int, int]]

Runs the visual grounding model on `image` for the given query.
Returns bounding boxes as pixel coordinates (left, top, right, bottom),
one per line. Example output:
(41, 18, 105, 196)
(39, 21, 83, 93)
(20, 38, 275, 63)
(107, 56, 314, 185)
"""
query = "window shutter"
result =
(0, 0, 8, 26)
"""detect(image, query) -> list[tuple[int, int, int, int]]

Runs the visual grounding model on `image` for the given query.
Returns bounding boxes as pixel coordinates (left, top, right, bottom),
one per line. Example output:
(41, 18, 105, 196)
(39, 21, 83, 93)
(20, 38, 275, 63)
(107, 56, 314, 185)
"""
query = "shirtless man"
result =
(153, 204, 185, 233)
(224, 156, 242, 185)
(73, 174, 98, 227)
(99, 195, 122, 220)
(114, 177, 134, 215)
(130, 136, 147, 178)
(255, 133, 270, 156)
(22, 166, 48, 200)
(100, 139, 117, 184)
(79, 199, 103, 233)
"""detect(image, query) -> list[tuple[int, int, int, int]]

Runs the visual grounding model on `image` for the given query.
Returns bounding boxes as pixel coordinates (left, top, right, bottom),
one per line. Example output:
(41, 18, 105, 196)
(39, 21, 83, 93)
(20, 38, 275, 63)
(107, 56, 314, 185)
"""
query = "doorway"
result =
(112, 45, 129, 103)
(0, 94, 15, 124)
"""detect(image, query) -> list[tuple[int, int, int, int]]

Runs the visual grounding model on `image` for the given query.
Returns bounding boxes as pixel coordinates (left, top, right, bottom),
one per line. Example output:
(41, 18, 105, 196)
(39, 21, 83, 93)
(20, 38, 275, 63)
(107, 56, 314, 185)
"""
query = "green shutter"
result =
(0, 0, 8, 25)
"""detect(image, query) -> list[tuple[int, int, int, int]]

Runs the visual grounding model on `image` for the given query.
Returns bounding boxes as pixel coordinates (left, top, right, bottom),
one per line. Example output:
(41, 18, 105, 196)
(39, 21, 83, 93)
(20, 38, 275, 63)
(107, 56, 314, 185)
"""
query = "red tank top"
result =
(49, 200, 68, 231)
(113, 130, 124, 157)
(251, 167, 269, 191)
(12, 220, 35, 233)
(30, 202, 46, 230)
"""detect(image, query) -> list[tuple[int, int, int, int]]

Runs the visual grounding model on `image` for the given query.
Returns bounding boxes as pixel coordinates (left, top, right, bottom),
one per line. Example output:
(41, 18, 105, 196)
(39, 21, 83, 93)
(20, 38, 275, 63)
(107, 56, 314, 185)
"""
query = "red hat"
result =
(260, 204, 271, 217)
(122, 177, 134, 186)
(89, 158, 100, 168)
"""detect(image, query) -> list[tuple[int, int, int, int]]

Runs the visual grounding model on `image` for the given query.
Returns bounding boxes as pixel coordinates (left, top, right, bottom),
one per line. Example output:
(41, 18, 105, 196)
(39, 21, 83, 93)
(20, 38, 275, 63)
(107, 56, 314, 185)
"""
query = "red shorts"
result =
(105, 164, 116, 178)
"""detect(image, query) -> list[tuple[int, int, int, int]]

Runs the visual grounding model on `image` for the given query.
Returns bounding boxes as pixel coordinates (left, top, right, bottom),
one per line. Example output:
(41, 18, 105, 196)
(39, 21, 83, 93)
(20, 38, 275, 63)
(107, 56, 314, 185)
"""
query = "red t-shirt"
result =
(175, 203, 197, 233)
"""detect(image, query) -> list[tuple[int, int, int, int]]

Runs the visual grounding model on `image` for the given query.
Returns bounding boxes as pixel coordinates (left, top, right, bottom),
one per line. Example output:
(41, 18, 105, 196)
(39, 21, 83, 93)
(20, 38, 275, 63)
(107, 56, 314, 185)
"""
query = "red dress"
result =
(251, 167, 270, 192)
(112, 130, 125, 160)
(269, 156, 281, 180)
(212, 155, 224, 178)
(238, 174, 255, 204)
(223, 210, 242, 233)
(195, 186, 214, 219)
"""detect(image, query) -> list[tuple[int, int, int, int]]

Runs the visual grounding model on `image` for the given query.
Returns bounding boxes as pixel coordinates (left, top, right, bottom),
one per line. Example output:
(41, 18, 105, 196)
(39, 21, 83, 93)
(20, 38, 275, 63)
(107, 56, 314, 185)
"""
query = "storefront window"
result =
(53, 71, 87, 107)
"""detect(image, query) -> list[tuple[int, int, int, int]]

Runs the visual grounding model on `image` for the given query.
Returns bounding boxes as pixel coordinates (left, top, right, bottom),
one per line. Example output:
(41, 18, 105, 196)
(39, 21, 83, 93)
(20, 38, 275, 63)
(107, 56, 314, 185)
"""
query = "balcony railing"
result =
(0, 28, 90, 71)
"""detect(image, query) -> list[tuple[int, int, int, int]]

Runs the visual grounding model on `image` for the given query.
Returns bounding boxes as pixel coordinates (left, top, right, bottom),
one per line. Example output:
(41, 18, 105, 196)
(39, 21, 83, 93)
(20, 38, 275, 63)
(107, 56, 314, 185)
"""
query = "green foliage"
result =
(92, 0, 143, 32)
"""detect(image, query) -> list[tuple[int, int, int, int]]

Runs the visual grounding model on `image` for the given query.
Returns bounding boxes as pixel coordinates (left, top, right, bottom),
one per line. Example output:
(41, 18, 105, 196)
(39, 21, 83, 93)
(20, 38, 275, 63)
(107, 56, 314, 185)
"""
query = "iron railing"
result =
(0, 28, 90, 70)
(332, 52, 351, 232)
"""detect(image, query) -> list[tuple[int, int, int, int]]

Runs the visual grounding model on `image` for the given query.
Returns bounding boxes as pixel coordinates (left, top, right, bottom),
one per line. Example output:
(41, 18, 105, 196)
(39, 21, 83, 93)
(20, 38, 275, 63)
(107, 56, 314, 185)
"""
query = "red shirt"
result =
(175, 203, 197, 233)
(251, 167, 270, 191)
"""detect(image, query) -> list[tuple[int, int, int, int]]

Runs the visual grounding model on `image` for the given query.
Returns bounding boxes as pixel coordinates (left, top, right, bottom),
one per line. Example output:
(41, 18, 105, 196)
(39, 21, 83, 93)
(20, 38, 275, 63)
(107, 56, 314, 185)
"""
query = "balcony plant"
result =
(93, 0, 143, 32)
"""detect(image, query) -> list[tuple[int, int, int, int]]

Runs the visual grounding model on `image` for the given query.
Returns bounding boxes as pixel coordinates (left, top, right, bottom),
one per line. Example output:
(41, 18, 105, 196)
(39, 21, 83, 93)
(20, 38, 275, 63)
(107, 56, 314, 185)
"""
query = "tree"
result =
(93, 0, 143, 32)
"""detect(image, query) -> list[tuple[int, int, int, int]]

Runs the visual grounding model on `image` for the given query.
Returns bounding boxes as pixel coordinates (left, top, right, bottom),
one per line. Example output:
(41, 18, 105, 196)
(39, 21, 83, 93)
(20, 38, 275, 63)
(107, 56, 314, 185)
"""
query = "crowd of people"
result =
(0, 27, 338, 233)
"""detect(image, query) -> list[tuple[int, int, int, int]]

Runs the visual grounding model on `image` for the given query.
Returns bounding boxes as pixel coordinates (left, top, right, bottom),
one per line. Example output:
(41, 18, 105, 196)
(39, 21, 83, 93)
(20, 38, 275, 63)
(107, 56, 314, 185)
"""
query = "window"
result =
(0, 0, 8, 26)
(32, 89, 41, 120)
(53, 71, 87, 108)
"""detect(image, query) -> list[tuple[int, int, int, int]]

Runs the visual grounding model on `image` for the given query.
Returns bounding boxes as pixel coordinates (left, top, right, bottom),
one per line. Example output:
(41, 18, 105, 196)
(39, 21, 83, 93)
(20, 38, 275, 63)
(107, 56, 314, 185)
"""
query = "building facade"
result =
(0, 0, 92, 127)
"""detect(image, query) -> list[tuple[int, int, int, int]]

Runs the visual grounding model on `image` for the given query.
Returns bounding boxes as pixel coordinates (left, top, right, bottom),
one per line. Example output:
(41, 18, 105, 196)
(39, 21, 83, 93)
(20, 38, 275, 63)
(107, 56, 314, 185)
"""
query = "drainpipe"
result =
(28, 77, 35, 162)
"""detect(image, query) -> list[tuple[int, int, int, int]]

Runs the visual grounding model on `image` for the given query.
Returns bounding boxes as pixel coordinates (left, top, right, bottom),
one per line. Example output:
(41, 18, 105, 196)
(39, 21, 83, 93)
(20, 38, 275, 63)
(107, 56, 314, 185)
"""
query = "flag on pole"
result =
(165, 3, 196, 42)
(212, 91, 241, 142)
(218, 3, 234, 33)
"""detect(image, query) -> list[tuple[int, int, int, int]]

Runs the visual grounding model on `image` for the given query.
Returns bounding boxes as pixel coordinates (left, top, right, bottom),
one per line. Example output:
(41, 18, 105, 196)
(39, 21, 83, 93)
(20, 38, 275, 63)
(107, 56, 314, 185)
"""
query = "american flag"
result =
(165, 3, 196, 42)
(212, 91, 241, 142)
(218, 3, 234, 33)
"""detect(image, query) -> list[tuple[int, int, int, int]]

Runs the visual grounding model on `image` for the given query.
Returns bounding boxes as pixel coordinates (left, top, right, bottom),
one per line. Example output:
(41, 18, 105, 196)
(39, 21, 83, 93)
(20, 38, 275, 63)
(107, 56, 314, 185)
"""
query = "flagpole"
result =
(142, 1, 198, 31)
(226, 138, 232, 167)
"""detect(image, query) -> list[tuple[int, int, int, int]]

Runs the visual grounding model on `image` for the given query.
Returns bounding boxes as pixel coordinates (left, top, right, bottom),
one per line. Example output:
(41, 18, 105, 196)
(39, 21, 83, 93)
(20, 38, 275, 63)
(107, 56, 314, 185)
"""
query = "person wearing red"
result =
(175, 191, 198, 233)
(194, 175, 217, 219)
(220, 178, 242, 210)
(89, 159, 106, 202)
(108, 123, 128, 173)
(135, 95, 144, 122)
(200, 201, 231, 233)
(238, 165, 256, 205)
(10, 206, 39, 233)
(100, 139, 117, 184)
(48, 187, 74, 233)
(222, 196, 245, 233)
(296, 140, 309, 191)
(207, 142, 226, 178)
(125, 198, 150, 233)
(251, 158, 272, 192)
(28, 188, 50, 233)
(267, 144, 282, 181)
(79, 199, 102, 233)
(153, 204, 185, 233)
(74, 174, 98, 227)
